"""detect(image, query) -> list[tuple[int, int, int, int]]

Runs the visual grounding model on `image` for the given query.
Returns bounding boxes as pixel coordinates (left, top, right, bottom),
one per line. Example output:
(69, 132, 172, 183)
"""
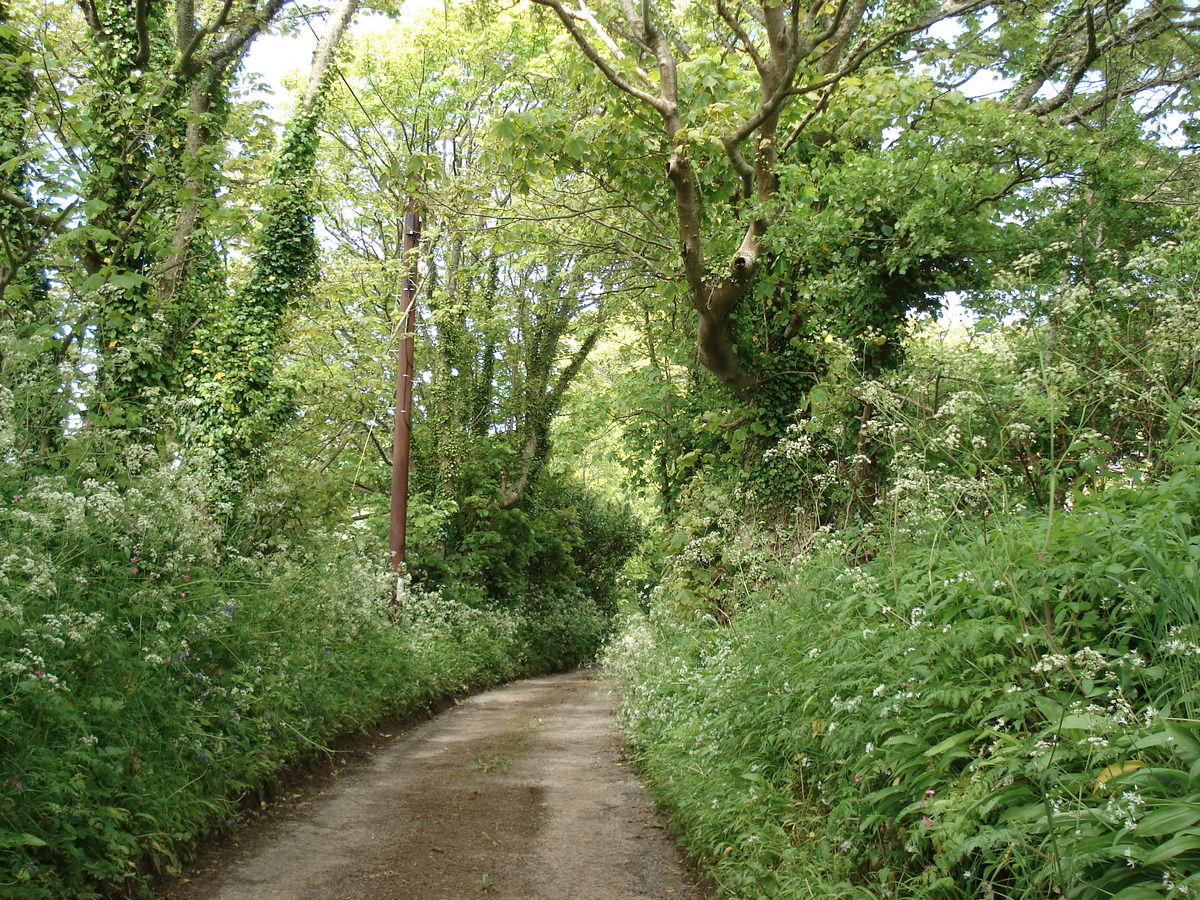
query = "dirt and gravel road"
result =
(158, 670, 705, 900)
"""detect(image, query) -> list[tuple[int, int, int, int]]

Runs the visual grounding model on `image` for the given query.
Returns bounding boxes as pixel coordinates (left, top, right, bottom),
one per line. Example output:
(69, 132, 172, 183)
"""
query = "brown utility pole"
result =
(389, 202, 421, 573)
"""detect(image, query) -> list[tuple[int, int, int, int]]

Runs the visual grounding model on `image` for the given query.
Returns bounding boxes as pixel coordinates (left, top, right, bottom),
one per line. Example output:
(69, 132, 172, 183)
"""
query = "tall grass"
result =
(607, 465, 1200, 898)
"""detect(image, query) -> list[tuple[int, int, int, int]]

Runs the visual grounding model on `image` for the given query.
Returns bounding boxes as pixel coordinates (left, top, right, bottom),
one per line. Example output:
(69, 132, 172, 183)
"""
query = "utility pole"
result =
(390, 201, 421, 574)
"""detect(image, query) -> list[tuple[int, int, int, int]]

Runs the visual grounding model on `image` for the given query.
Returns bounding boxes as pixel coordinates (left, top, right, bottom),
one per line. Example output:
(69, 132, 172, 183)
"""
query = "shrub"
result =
(607, 464, 1200, 899)
(0, 430, 595, 898)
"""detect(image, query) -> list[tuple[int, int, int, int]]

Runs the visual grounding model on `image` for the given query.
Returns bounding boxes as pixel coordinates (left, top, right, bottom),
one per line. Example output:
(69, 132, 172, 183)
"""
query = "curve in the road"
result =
(161, 670, 705, 900)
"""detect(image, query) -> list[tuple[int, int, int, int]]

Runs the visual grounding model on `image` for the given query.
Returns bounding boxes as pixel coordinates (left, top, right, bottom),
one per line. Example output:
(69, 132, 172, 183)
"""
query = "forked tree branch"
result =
(1057, 61, 1200, 124)
(781, 0, 991, 152)
(717, 0, 766, 77)
(200, 0, 291, 73)
(1010, 0, 1183, 113)
(75, 0, 105, 39)
(0, 189, 73, 235)
(573, 0, 654, 86)
(529, 0, 667, 111)
(177, 0, 236, 73)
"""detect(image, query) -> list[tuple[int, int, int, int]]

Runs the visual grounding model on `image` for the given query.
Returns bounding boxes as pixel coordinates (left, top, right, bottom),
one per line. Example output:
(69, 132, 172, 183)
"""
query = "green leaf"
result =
(1143, 830, 1200, 865)
(924, 731, 974, 757)
(1136, 804, 1200, 838)
(1107, 886, 1166, 900)
(1165, 721, 1200, 765)
(1060, 713, 1103, 731)
(1130, 731, 1173, 751)
(0, 833, 50, 848)
(109, 272, 146, 290)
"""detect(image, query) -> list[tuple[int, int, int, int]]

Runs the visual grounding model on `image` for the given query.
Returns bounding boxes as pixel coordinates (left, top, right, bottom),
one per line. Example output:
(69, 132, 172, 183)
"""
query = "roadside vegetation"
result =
(609, 461, 1200, 899)
(0, 429, 628, 899)
(606, 238, 1200, 898)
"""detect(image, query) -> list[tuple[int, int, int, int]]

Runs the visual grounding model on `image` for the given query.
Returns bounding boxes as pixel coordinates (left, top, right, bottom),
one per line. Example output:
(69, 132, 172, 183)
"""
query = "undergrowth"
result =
(607, 463, 1200, 899)
(0, 423, 610, 898)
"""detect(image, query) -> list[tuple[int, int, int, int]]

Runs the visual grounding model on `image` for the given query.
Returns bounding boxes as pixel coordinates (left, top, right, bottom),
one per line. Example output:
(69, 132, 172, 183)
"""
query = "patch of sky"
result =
(242, 0, 451, 117)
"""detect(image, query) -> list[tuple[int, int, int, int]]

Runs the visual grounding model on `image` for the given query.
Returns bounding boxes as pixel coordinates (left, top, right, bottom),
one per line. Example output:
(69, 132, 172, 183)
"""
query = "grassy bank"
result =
(0, 448, 610, 899)
(607, 467, 1200, 899)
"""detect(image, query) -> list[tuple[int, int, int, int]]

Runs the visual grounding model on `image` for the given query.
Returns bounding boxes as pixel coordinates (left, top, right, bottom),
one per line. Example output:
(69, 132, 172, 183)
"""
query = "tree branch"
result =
(781, 0, 991, 153)
(200, 0, 290, 73)
(75, 0, 106, 39)
(366, 423, 392, 468)
(1011, 0, 1180, 114)
(965, 165, 1037, 213)
(175, 0, 196, 52)
(573, 0, 654, 87)
(0, 189, 73, 235)
(549, 325, 601, 411)
(615, 0, 650, 48)
(813, 0, 866, 74)
(133, 0, 153, 67)
(177, 0, 236, 74)
(528, 0, 667, 112)
(716, 0, 766, 78)
(1024, 6, 1102, 118)
(300, 0, 360, 115)
(1056, 61, 1200, 124)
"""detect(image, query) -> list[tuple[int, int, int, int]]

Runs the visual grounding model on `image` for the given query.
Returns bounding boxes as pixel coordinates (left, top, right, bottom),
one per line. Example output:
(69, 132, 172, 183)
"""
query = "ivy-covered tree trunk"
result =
(498, 261, 603, 509)
(0, 0, 292, 437)
(185, 0, 360, 484)
(421, 246, 603, 511)
(81, 0, 181, 427)
(0, 0, 64, 457)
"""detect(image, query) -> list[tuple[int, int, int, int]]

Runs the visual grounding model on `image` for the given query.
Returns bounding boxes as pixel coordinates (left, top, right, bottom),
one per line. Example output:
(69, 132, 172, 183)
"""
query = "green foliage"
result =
(0, 2, 67, 461)
(404, 469, 642, 621)
(603, 223, 1200, 899)
(608, 462, 1200, 898)
(285, 4, 643, 626)
(0, 423, 606, 898)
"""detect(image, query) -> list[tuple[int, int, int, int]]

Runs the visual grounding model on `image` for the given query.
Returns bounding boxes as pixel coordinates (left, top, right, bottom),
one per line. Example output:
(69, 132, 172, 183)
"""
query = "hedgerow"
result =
(607, 462, 1200, 899)
(0, 422, 609, 898)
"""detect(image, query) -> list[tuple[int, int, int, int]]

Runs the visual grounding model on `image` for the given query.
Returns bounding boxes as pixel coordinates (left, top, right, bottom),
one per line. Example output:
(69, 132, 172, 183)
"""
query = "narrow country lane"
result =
(158, 671, 704, 900)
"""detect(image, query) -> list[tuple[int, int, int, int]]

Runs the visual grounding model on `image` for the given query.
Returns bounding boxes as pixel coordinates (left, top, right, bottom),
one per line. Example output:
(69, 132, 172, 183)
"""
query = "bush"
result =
(606, 465, 1200, 899)
(408, 473, 642, 609)
(0, 427, 593, 899)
